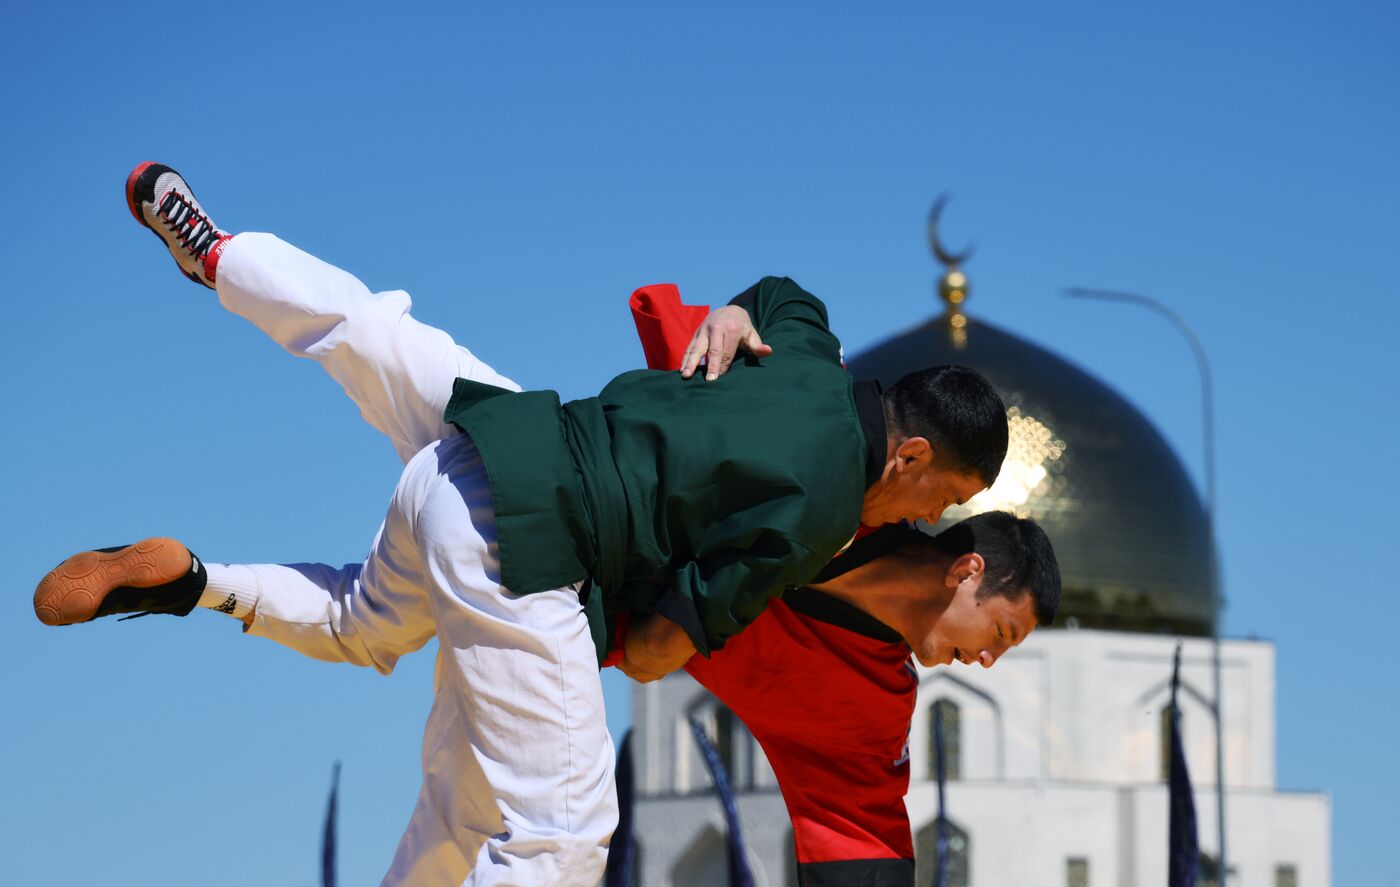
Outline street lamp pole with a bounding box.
[1064,287,1227,885]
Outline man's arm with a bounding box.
[613,526,830,678]
[661,530,827,658]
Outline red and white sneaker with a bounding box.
[125,162,231,288]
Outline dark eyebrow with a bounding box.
[1010,623,1020,643]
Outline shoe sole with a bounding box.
[125,160,159,227]
[34,538,191,626]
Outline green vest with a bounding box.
[444,277,872,663]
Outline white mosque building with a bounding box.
[626,235,1331,887]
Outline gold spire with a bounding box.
[928,194,974,349]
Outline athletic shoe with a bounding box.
[125,162,230,288]
[34,538,207,626]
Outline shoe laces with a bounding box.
[157,189,221,259]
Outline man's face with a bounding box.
[861,439,987,527]
[911,554,1038,669]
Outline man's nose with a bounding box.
[925,504,947,525]
[979,638,1016,668]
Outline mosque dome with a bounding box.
[846,215,1217,636]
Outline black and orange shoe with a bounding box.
[34,538,207,626]
[125,162,230,288]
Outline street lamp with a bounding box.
[1063,286,1227,886]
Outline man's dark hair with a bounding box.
[930,511,1061,627]
[882,365,1008,487]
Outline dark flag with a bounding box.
[688,716,757,887]
[321,761,341,887]
[1169,644,1199,887]
[605,730,638,887]
[933,703,949,887]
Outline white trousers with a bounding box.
[214,233,617,887]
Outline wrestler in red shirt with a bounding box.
[624,285,1059,886]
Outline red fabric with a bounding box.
[600,611,629,668]
[622,284,916,867]
[686,600,916,861]
[628,284,712,374]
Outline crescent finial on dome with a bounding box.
[929,194,975,348]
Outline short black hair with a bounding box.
[881,365,1008,487]
[930,511,1060,627]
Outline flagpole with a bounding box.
[1064,287,1226,884]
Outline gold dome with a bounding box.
[847,311,1217,636]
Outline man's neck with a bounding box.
[807,550,952,649]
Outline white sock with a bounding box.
[199,563,260,619]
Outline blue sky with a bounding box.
[2,1,1395,884]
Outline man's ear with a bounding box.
[893,436,932,472]
[947,552,986,588]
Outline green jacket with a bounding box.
[443,277,885,663]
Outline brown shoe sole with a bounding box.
[34,538,191,626]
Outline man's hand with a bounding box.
[618,613,698,683]
[680,305,775,381]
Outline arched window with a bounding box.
[915,817,970,887]
[928,698,962,781]
[1066,857,1089,887]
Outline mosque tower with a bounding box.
[628,202,1330,887]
